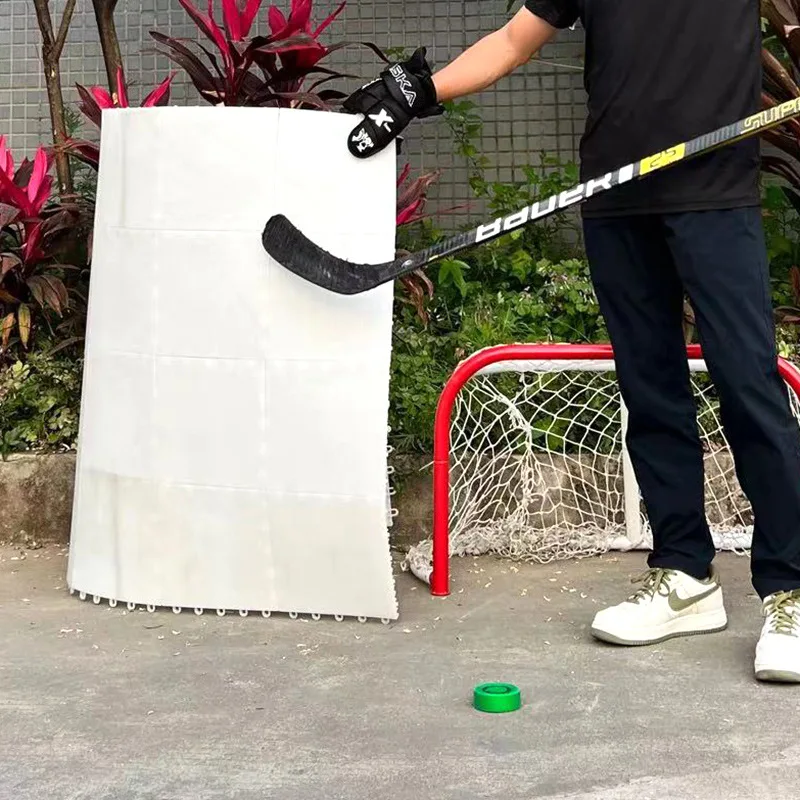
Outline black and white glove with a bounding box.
[343,47,444,159]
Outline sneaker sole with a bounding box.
[591,609,728,647]
[754,668,800,684]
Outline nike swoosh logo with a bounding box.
[668,585,719,612]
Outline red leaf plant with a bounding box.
[0,136,85,354]
[149,0,385,108]
[395,165,441,324]
[66,66,175,170]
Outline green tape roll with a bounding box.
[473,682,521,713]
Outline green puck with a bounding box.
[473,682,521,713]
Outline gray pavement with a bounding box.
[1,544,798,800]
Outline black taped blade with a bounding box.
[261,215,408,295]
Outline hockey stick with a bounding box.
[262,97,800,295]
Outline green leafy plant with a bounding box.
[389,253,607,452]
[0,351,82,457]
[390,248,606,452]
[443,98,489,186]
[395,163,468,323]
[388,134,603,452]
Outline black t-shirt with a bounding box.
[524,0,762,217]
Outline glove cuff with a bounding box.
[382,48,443,117]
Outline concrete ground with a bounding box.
[1,546,798,800]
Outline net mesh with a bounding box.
[403,358,800,584]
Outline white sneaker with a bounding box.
[590,566,727,646]
[754,589,800,683]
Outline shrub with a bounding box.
[0,351,83,457]
[389,254,607,452]
[389,152,607,453]
[0,138,89,360]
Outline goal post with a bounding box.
[412,343,800,597]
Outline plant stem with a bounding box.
[32,0,77,196]
[91,0,123,89]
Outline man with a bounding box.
[343,0,800,682]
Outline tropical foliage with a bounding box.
[148,0,384,108]
[0,138,88,357]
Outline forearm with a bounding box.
[432,9,558,102]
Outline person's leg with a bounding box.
[583,215,715,577]
[664,207,800,600]
[664,207,800,683]
[583,215,726,646]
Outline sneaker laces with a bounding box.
[764,590,800,636]
[627,568,675,604]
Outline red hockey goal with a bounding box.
[404,343,800,597]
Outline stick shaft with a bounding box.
[400,97,800,272]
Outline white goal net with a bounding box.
[404,348,800,588]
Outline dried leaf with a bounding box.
[17,302,30,347]
[52,274,69,309]
[27,274,66,315]
[0,312,14,349]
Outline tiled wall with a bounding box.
[0,0,586,221]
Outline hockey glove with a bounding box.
[343,47,444,159]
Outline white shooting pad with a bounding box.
[67,107,398,620]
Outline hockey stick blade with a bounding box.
[262,97,800,295]
[261,214,411,294]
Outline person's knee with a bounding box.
[709,354,788,425]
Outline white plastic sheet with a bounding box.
[67,107,398,620]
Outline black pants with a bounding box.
[583,207,800,598]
